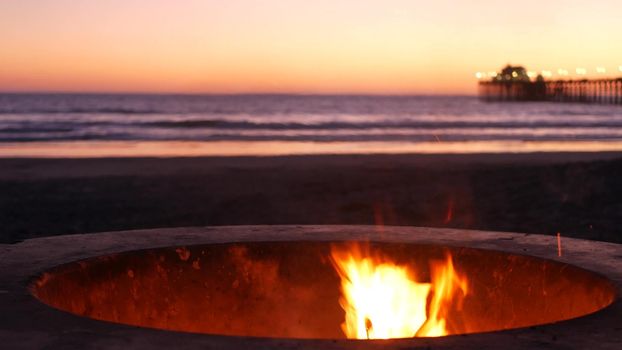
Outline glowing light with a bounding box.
[596,67,606,74]
[618,66,622,72]
[475,72,483,79]
[527,71,537,78]
[576,68,587,75]
[541,70,553,78]
[557,69,569,76]
[511,71,518,78]
[488,72,498,78]
[331,243,468,339]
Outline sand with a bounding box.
[1,152,621,244]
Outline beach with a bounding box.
[3,94,622,245]
[2,152,621,244]
[4,2,622,348]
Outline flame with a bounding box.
[444,197,454,224]
[331,244,468,339]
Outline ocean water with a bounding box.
[1,93,621,156]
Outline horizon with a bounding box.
[0,91,478,97]
[2,0,622,95]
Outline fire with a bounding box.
[331,244,468,339]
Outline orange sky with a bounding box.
[1,0,621,94]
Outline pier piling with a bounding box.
[480,78,622,105]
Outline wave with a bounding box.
[1,94,621,145]
[0,108,161,115]
[3,129,622,143]
[142,119,622,130]
[0,127,76,133]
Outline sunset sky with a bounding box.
[1,0,621,94]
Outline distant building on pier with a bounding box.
[492,65,531,83]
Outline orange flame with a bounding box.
[331,244,468,339]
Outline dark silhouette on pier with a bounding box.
[479,65,622,105]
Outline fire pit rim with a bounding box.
[1,225,621,350]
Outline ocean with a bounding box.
[1,93,622,156]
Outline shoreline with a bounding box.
[1,151,622,180]
[3,140,622,158]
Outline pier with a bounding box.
[478,65,622,105]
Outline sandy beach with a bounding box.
[1,152,621,244]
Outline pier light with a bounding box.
[618,66,622,72]
[557,69,569,76]
[596,67,606,74]
[576,68,587,75]
[475,72,484,79]
[527,71,537,78]
[542,70,553,78]
[488,71,498,78]
[511,71,518,78]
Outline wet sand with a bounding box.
[1,152,621,244]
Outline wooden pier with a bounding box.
[479,78,622,105]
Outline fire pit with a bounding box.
[1,226,621,349]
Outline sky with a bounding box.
[1,0,621,94]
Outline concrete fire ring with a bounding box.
[1,225,621,349]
